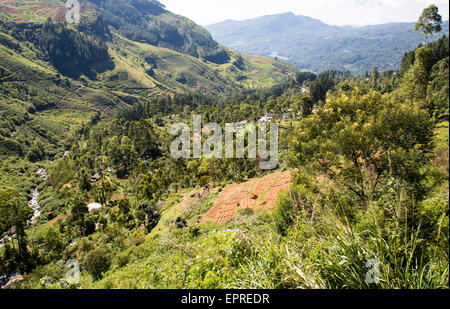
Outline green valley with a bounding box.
[0,1,448,292]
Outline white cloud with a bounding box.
[160,0,449,26]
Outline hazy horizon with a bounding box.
[160,0,450,27]
[203,10,450,27]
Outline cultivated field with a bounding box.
[201,170,291,224]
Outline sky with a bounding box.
[159,0,449,26]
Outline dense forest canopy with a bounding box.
[38,18,110,71]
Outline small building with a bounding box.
[90,173,102,183]
[258,113,274,123]
[88,203,102,213]
[201,123,217,134]
[236,120,248,128]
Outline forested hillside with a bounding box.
[0,0,298,191]
[206,12,450,74]
[89,0,231,63]
[0,2,448,290]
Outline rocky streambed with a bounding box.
[28,168,48,224]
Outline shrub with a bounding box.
[83,248,111,281]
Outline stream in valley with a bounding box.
[0,167,48,247]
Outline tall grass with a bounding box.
[315,227,448,289]
[227,208,449,289]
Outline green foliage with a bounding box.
[82,247,111,280]
[152,229,254,289]
[309,70,347,103]
[273,190,296,236]
[295,71,316,85]
[398,50,416,77]
[316,228,448,289]
[67,193,91,236]
[29,225,67,264]
[0,190,33,272]
[288,89,434,202]
[399,36,449,119]
[427,57,449,121]
[91,0,228,64]
[26,140,46,163]
[38,18,111,76]
[93,177,114,206]
[135,201,161,232]
[1,2,448,291]
[401,46,433,101]
[415,5,443,36]
[419,193,449,258]
[0,190,31,238]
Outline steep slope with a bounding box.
[0,1,298,92]
[88,0,231,63]
[0,29,118,162]
[0,0,299,194]
[0,1,298,158]
[206,12,450,74]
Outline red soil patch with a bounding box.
[200,170,291,224]
[29,5,64,11]
[28,5,87,22]
[242,53,272,65]
[29,5,66,21]
[53,10,66,22]
[0,5,20,14]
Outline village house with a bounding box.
[87,203,102,213]
[236,120,248,128]
[90,172,102,183]
[258,113,274,123]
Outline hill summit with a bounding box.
[206,12,450,74]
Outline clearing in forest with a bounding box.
[200,170,291,224]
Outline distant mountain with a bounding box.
[0,0,298,157]
[206,12,450,74]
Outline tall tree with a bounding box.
[288,89,434,203]
[371,67,380,89]
[400,46,433,102]
[415,4,443,41]
[0,190,32,264]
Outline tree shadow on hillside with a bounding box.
[56,56,115,80]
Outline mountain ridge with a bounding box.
[206,12,450,74]
[0,0,299,161]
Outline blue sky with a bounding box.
[160,0,449,26]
